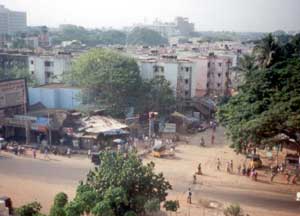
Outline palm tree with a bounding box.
[232,54,258,87]
[254,33,279,68]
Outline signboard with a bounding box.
[0,79,27,109]
[163,123,176,133]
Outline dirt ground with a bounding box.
[1,127,300,215]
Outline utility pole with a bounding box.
[48,112,52,145]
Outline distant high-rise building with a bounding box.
[0,5,27,35]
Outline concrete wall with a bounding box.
[29,87,81,109]
[28,55,72,85]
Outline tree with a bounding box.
[70,152,172,216]
[224,204,243,216]
[163,200,179,216]
[15,202,45,216]
[0,66,36,87]
[139,76,176,115]
[218,57,300,152]
[65,48,143,117]
[233,54,258,87]
[128,27,168,46]
[49,192,68,216]
[254,33,280,68]
[144,199,160,215]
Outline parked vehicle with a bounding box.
[285,154,299,171]
[0,138,7,150]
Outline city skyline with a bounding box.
[0,0,300,32]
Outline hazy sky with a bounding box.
[1,0,300,32]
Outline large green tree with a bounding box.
[65,48,142,117]
[64,152,172,216]
[127,27,168,46]
[218,35,300,152]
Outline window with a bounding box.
[181,66,184,70]
[185,91,189,96]
[219,62,222,67]
[185,67,189,72]
[217,83,221,87]
[31,71,34,75]
[190,67,192,72]
[45,71,52,78]
[208,62,210,68]
[185,79,189,84]
[154,66,158,72]
[161,67,164,72]
[44,61,54,67]
[30,60,34,64]
[218,73,221,77]
[207,82,209,88]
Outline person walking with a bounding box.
[33,148,36,159]
[211,133,215,145]
[217,158,221,171]
[226,161,231,173]
[198,163,202,175]
[67,148,71,158]
[237,164,241,175]
[193,174,197,184]
[87,149,91,158]
[200,137,205,147]
[187,188,192,204]
[44,148,50,160]
[230,160,234,173]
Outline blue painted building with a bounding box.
[28,84,82,110]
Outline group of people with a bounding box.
[217,158,258,181]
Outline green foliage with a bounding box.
[139,76,176,115]
[65,48,142,117]
[53,192,68,208]
[50,25,126,46]
[128,27,168,46]
[218,34,300,152]
[64,201,83,216]
[144,198,160,214]
[224,204,243,216]
[49,192,68,216]
[163,200,180,212]
[15,202,44,216]
[124,211,137,216]
[65,48,175,117]
[0,66,37,86]
[71,152,172,215]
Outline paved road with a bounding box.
[1,153,300,214]
[0,153,90,184]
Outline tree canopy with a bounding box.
[127,27,168,46]
[65,48,175,117]
[218,34,300,152]
[51,25,126,46]
[64,152,172,216]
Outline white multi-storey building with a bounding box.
[0,5,27,35]
[138,53,232,99]
[29,53,72,85]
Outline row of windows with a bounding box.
[208,62,223,68]
[30,60,54,67]
[207,82,222,88]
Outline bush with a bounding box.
[144,198,160,215]
[224,204,243,216]
[163,200,179,213]
[49,192,68,216]
[15,202,43,216]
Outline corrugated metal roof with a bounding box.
[81,116,128,134]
